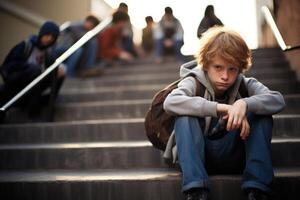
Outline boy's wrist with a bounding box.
[217,103,230,116]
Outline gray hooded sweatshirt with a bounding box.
[162,60,286,162]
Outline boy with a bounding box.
[0,21,65,117]
[142,16,155,54]
[163,27,285,200]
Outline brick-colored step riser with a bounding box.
[0,142,299,170]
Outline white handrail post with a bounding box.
[261,6,289,51]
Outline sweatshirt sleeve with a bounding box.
[100,28,121,59]
[242,78,286,115]
[1,41,27,75]
[163,77,218,117]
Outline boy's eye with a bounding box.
[214,65,222,70]
[229,67,239,73]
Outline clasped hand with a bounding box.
[217,99,249,140]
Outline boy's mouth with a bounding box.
[216,83,230,88]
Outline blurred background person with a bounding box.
[0,21,65,118]
[117,2,138,57]
[142,16,155,56]
[197,5,223,38]
[55,14,102,77]
[97,10,134,65]
[154,7,185,63]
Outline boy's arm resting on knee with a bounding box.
[241,78,286,115]
[163,77,218,117]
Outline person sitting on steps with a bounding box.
[97,11,134,65]
[163,27,285,200]
[0,21,65,118]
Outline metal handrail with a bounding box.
[0,17,112,112]
[261,6,300,52]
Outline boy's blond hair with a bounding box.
[196,26,252,73]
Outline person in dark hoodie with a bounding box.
[163,27,285,200]
[197,5,223,38]
[0,21,65,117]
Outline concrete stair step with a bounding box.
[1,115,299,144]
[0,138,299,170]
[53,94,300,121]
[0,168,298,200]
[101,62,291,77]
[58,75,298,103]
[252,47,286,57]
[4,93,300,123]
[62,73,297,88]
[0,115,300,144]
[60,80,300,97]
[59,79,299,103]
[66,68,294,83]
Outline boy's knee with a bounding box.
[247,114,273,140]
[176,116,194,124]
[247,114,273,125]
[247,113,273,125]
[175,116,204,128]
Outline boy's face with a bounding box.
[40,34,56,47]
[205,55,240,96]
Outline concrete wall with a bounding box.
[275,0,300,78]
[260,0,300,79]
[0,0,91,63]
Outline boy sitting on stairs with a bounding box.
[163,27,286,200]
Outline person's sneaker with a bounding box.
[184,188,209,200]
[246,188,269,200]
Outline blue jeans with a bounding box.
[174,114,273,193]
[155,38,184,62]
[54,38,98,77]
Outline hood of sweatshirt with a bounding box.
[179,60,244,104]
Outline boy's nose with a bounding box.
[221,70,229,81]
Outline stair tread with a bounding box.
[1,138,300,150]
[0,167,299,182]
[1,114,300,127]
[54,94,300,107]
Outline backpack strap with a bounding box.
[238,79,249,98]
[187,73,205,97]
[194,78,205,97]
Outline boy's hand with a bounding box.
[216,103,231,116]
[226,99,247,131]
[240,117,250,140]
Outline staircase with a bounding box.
[0,48,299,200]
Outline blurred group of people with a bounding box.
[0,2,222,119]
[141,5,223,64]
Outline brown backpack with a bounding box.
[144,75,204,151]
